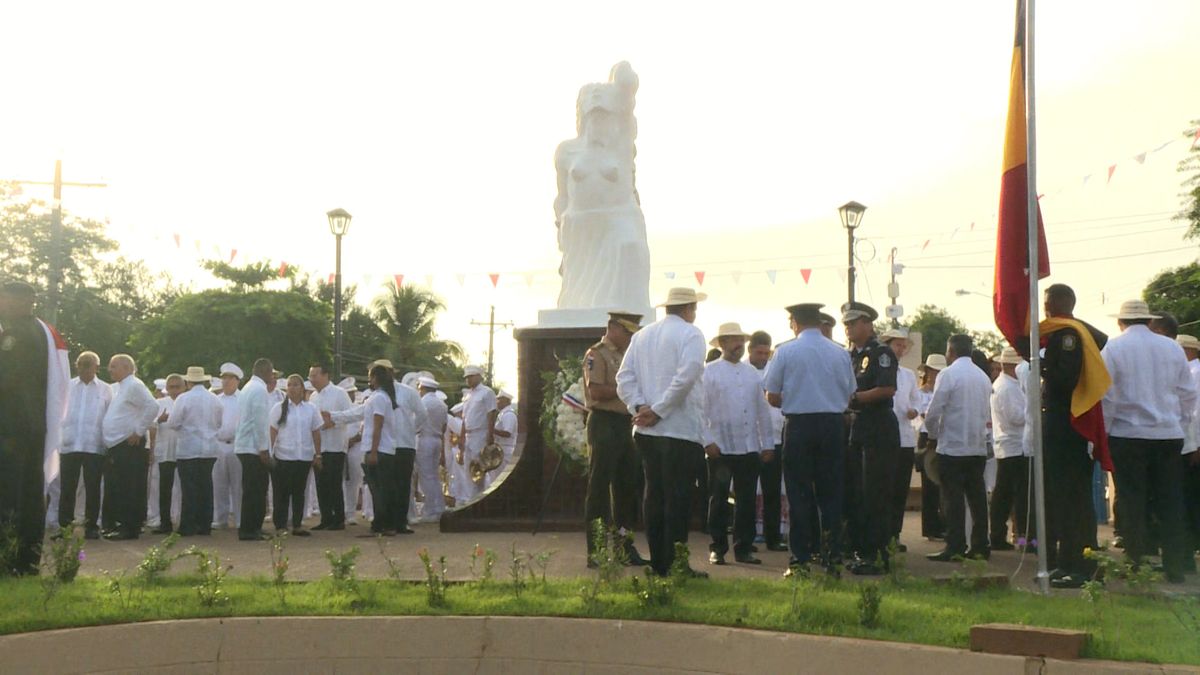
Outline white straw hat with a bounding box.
[656,287,707,307]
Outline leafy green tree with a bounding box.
[370,282,465,381]
[200,259,290,290]
[1178,120,1200,240]
[129,289,331,378]
[1143,262,1200,327]
[905,305,968,360]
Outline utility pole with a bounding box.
[886,247,904,328]
[469,305,513,386]
[9,160,107,324]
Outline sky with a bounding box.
[2,0,1198,394]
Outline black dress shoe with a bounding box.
[734,554,763,565]
[238,532,268,541]
[312,523,329,531]
[152,526,173,535]
[1048,568,1069,581]
[965,548,991,561]
[925,549,962,562]
[895,543,908,553]
[684,566,710,579]
[990,541,1015,551]
[766,542,789,552]
[84,527,100,540]
[625,550,650,567]
[104,530,139,541]
[396,528,415,535]
[291,529,311,537]
[327,524,345,531]
[708,551,727,565]
[850,561,885,576]
[1050,573,1088,589]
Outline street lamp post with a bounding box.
[838,201,867,305]
[326,208,352,380]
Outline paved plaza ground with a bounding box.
[70,511,1200,594]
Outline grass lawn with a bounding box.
[2,570,1198,665]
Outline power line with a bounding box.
[907,245,1193,270]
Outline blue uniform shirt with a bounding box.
[764,329,857,414]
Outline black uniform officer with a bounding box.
[1020,283,1107,589]
[842,302,900,575]
[0,281,50,575]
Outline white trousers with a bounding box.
[212,443,241,528]
[146,461,181,527]
[344,444,372,520]
[416,437,446,519]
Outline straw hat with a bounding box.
[994,347,1023,365]
[368,359,395,372]
[464,365,484,377]
[1112,300,1158,321]
[183,366,210,383]
[656,287,707,307]
[709,321,751,347]
[1176,334,1200,351]
[219,362,244,380]
[880,327,909,343]
[923,354,948,370]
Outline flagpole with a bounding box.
[1024,0,1050,595]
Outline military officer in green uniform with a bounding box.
[842,302,900,575]
[583,311,648,566]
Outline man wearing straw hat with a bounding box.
[701,321,775,566]
[212,362,243,530]
[989,347,1032,552]
[880,328,920,551]
[164,366,223,536]
[583,311,647,566]
[457,365,495,503]
[416,376,448,522]
[765,303,857,573]
[617,287,709,578]
[1101,300,1197,583]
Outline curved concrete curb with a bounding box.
[0,616,1194,674]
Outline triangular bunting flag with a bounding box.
[1107,164,1117,183]
[765,270,777,285]
[694,271,705,286]
[488,273,500,288]
[278,262,289,278]
[1192,129,1200,149]
[921,239,931,251]
[800,268,812,284]
[730,271,742,285]
[1134,152,1146,164]
[950,226,961,239]
[173,233,181,248]
[455,273,466,286]
[969,221,976,231]
[229,249,237,263]
[1083,174,1092,186]
[664,271,676,280]
[394,274,404,288]
[327,273,335,285]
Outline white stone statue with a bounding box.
[540,61,653,327]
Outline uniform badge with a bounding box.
[1062,335,1077,351]
[879,353,891,368]
[0,335,13,352]
[861,356,870,370]
[586,355,595,370]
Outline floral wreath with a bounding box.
[539,356,589,473]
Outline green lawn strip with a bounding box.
[1,576,1196,665]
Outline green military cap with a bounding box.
[840,301,878,323]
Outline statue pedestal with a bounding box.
[440,325,605,532]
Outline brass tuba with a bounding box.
[471,443,505,483]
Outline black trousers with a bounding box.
[315,452,347,527]
[1185,456,1200,558]
[637,434,701,575]
[990,455,1033,546]
[108,441,147,537]
[1043,412,1096,574]
[938,454,989,555]
[177,458,215,535]
[58,452,104,530]
[759,443,783,546]
[157,461,177,530]
[584,410,640,553]
[782,413,845,564]
[1109,437,1188,578]
[271,459,312,530]
[916,432,944,539]
[364,450,412,532]
[101,456,117,531]
[392,448,416,531]
[889,447,915,543]
[238,453,271,536]
[706,452,760,557]
[0,433,46,575]
[847,412,900,563]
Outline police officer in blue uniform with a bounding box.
[842,302,900,575]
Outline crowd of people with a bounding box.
[584,284,1199,585]
[3,278,1199,589]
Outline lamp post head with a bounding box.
[838,201,867,231]
[326,208,352,236]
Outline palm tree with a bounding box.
[370,282,466,380]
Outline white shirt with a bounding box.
[916,388,934,434]
[311,384,353,454]
[616,314,707,444]
[420,392,449,442]
[892,367,920,448]
[216,390,239,446]
[462,384,496,432]
[702,358,774,455]
[925,357,994,457]
[1101,324,1197,441]
[60,376,113,455]
[234,376,271,455]
[359,390,397,455]
[991,372,1027,458]
[166,385,222,460]
[763,328,857,415]
[269,398,323,461]
[152,397,177,462]
[757,366,785,446]
[1184,359,1200,454]
[330,383,427,450]
[101,375,160,449]
[495,405,518,454]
